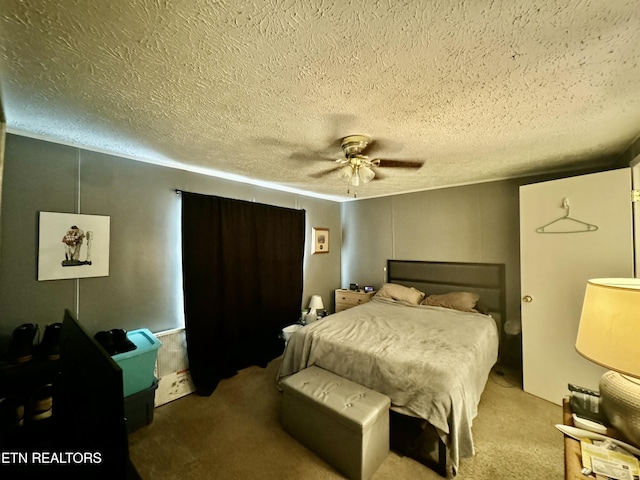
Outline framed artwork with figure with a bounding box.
[38,212,110,281]
[312,227,329,254]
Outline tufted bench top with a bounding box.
[280,366,390,432]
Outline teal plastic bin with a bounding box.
[112,329,162,397]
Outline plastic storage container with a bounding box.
[124,378,158,433]
[112,329,162,397]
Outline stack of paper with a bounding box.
[581,440,640,480]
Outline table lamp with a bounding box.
[305,295,324,324]
[575,278,640,447]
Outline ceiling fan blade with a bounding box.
[324,137,344,154]
[309,167,342,179]
[289,135,346,163]
[372,169,386,180]
[376,159,424,169]
[363,140,383,157]
[290,151,335,162]
[366,158,381,167]
[362,137,403,156]
[257,136,307,149]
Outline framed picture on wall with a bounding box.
[312,227,329,254]
[38,212,111,281]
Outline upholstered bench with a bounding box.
[280,366,390,480]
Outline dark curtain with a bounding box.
[181,192,305,396]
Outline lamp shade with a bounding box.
[575,278,640,379]
[308,295,324,311]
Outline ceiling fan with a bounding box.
[311,135,424,197]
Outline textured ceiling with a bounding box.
[1,1,640,201]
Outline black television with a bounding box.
[0,310,139,479]
[55,309,137,479]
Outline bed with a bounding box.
[277,260,506,476]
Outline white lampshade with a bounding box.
[308,295,324,312]
[575,278,640,447]
[576,278,640,379]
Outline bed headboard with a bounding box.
[387,260,506,326]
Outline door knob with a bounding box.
[522,295,533,303]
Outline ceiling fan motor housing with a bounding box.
[341,135,370,157]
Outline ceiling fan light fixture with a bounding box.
[359,165,376,184]
[350,168,361,186]
[314,134,423,196]
[338,165,354,182]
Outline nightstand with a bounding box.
[335,289,376,313]
[563,398,589,480]
[562,397,628,480]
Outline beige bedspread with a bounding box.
[277,297,499,471]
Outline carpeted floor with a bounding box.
[128,357,564,479]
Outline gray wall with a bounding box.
[340,160,631,330]
[341,180,522,323]
[2,130,634,351]
[0,134,341,341]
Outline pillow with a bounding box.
[421,292,480,312]
[375,283,426,305]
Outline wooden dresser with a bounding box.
[335,289,376,313]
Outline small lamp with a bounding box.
[575,278,640,446]
[305,295,324,324]
[308,295,324,315]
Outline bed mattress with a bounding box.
[277,297,499,470]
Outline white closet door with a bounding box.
[519,169,633,405]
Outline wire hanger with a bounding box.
[536,197,598,234]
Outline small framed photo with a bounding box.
[312,227,329,254]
